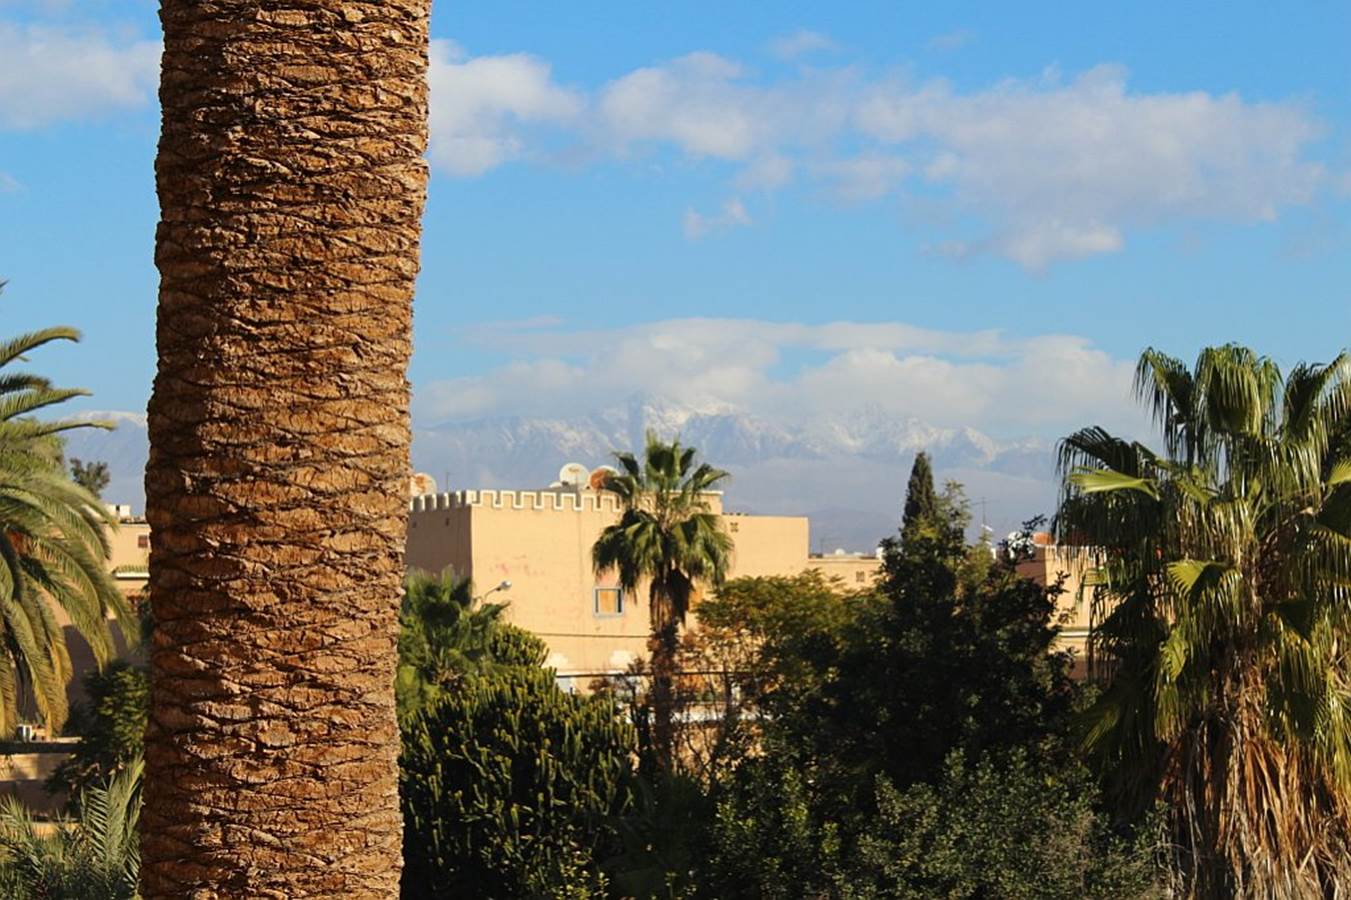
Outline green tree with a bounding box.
[901,450,939,543]
[1058,346,1351,895]
[0,287,135,733]
[396,569,512,725]
[0,756,142,900]
[49,661,148,802]
[69,459,111,500]
[593,433,733,772]
[400,663,635,898]
[844,751,1158,900]
[778,498,1075,817]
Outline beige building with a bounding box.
[1015,532,1102,674]
[407,484,882,681]
[51,509,150,715]
[105,507,151,598]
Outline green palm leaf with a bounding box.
[0,284,132,734]
[1059,343,1351,895]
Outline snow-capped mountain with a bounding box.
[64,396,1061,553]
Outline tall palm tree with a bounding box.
[593,433,733,772]
[142,2,431,896]
[0,290,133,734]
[1057,345,1351,897]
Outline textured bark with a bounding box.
[143,2,429,896]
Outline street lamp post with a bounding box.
[473,580,512,607]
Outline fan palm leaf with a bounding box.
[1058,344,1351,897]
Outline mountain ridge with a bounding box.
[64,397,1060,552]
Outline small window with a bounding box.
[594,587,623,616]
[137,535,150,550]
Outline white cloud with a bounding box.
[3,20,1331,269]
[735,153,795,191]
[768,29,838,61]
[427,39,582,176]
[415,317,1140,437]
[0,22,159,129]
[855,65,1325,268]
[683,197,751,239]
[600,52,765,160]
[441,47,1331,267]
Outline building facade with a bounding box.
[1014,532,1102,674]
[406,485,882,680]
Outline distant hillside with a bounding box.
[64,397,1060,552]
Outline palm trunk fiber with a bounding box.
[142,2,430,896]
[648,621,679,774]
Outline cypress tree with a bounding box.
[901,451,939,542]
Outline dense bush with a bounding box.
[701,759,843,899]
[400,665,635,898]
[50,661,149,802]
[846,751,1158,899]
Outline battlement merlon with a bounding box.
[409,489,623,514]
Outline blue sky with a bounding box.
[1,1,1349,440]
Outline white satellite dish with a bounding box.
[558,462,589,487]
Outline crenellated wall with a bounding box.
[405,487,870,678]
[410,489,622,514]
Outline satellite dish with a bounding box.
[588,465,619,491]
[558,463,589,487]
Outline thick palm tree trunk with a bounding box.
[143,2,430,896]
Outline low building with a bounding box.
[406,480,882,681]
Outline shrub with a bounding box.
[700,759,843,900]
[844,750,1161,899]
[50,662,148,802]
[400,665,636,898]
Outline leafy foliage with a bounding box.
[701,759,843,899]
[761,496,1076,819]
[49,661,148,802]
[395,569,522,725]
[1058,346,1351,895]
[845,751,1158,900]
[680,469,1160,898]
[68,459,110,500]
[400,666,635,899]
[0,756,142,899]
[397,570,635,897]
[0,289,135,732]
[593,432,733,771]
